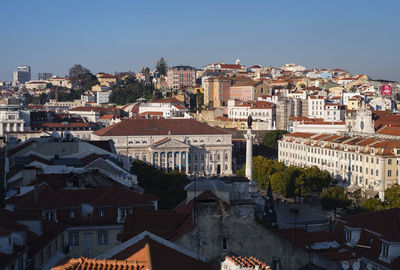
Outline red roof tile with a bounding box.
[93,119,228,137]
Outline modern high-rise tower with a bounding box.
[38,72,53,80]
[13,65,31,84]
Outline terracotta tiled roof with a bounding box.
[52,258,144,270]
[285,132,316,139]
[173,104,188,110]
[339,208,400,237]
[377,125,400,136]
[225,255,271,270]
[93,119,228,137]
[31,122,90,128]
[6,184,158,212]
[231,80,261,87]
[100,114,117,120]
[8,140,37,156]
[151,97,182,104]
[69,106,110,112]
[219,63,242,69]
[119,211,193,242]
[139,111,164,116]
[98,73,116,78]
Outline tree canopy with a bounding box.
[237,156,332,198]
[155,57,168,76]
[109,76,155,105]
[68,64,99,89]
[130,160,189,210]
[320,186,352,211]
[360,184,400,211]
[262,130,288,154]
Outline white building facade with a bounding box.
[92,119,233,177]
[278,132,400,198]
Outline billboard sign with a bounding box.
[382,85,392,96]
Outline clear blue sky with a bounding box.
[1,0,399,81]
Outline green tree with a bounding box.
[237,156,331,197]
[360,198,384,211]
[384,184,400,208]
[155,57,168,76]
[262,130,288,153]
[131,160,189,210]
[68,64,99,89]
[320,186,351,211]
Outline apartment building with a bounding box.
[278,132,400,198]
[203,76,231,108]
[308,96,325,118]
[167,66,196,90]
[227,100,276,130]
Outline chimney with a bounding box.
[34,186,39,204]
[23,166,38,186]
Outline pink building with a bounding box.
[167,66,196,90]
[229,80,261,101]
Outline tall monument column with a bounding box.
[245,115,257,194]
[245,128,254,180]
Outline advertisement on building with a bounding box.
[382,85,392,96]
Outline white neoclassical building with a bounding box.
[278,131,400,199]
[91,118,233,177]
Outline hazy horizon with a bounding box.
[1,0,399,81]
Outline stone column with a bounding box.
[245,128,257,194]
[244,128,254,180]
[185,151,189,174]
[228,149,232,175]
[165,152,168,171]
[178,152,182,171]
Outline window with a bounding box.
[98,209,105,218]
[119,208,131,220]
[388,159,392,165]
[344,228,351,243]
[44,211,56,221]
[68,231,79,246]
[388,170,392,177]
[97,231,108,245]
[381,242,389,258]
[376,170,379,176]
[69,210,76,218]
[222,238,228,251]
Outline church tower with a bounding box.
[350,101,375,134]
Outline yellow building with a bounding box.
[193,86,204,94]
[97,73,117,85]
[348,98,361,110]
[329,86,344,97]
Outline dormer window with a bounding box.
[381,242,389,258]
[118,207,132,222]
[69,210,76,218]
[44,211,56,221]
[344,228,352,244]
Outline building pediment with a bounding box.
[151,137,189,149]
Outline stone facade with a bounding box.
[174,201,339,270]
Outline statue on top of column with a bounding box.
[247,115,253,129]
